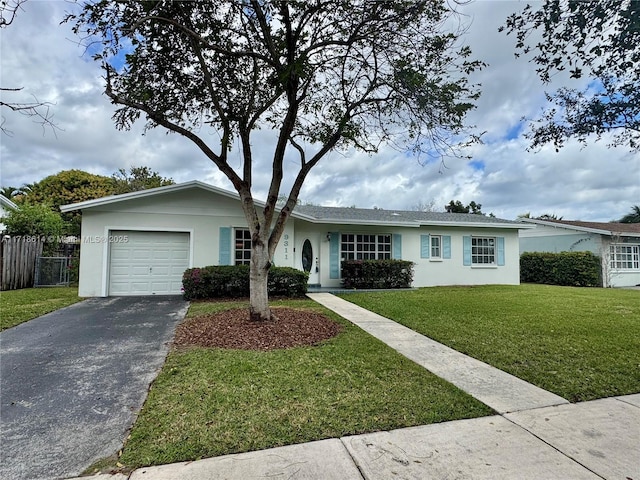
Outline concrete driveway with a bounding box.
[0,296,188,480]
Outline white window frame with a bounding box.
[609,244,640,270]
[471,236,496,265]
[430,235,442,259]
[234,228,252,265]
[341,233,392,261]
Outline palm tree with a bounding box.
[619,205,640,223]
[0,186,19,198]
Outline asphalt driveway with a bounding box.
[0,296,189,480]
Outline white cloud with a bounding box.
[0,1,637,222]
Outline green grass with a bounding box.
[339,284,640,402]
[119,298,492,468]
[0,287,82,331]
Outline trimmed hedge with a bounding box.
[520,251,602,287]
[342,259,414,289]
[182,265,308,300]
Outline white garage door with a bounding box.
[108,231,190,296]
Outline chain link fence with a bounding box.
[35,257,71,287]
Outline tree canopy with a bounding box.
[1,203,65,238]
[445,200,484,215]
[501,0,640,151]
[15,169,116,234]
[111,166,174,194]
[618,205,640,223]
[69,0,485,320]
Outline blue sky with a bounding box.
[1,1,638,221]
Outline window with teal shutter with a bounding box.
[329,232,340,279]
[420,235,430,258]
[219,227,231,265]
[443,235,451,259]
[392,234,402,259]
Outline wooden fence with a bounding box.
[0,236,44,290]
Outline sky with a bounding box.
[1,1,638,222]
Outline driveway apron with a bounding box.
[0,296,188,480]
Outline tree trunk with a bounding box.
[249,239,272,322]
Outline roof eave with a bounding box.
[295,217,421,228]
[60,180,258,212]
[519,219,639,236]
[417,220,529,229]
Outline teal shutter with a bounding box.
[443,235,451,259]
[463,236,472,266]
[497,236,505,266]
[420,235,430,258]
[329,232,340,279]
[219,227,232,265]
[392,234,402,259]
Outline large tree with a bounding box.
[0,0,57,135]
[501,0,640,151]
[69,0,484,321]
[17,170,117,234]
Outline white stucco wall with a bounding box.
[75,187,524,296]
[77,189,272,296]
[290,221,522,288]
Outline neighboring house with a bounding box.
[61,181,530,297]
[519,218,640,287]
[0,194,18,233]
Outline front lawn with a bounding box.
[0,287,82,331]
[340,284,640,402]
[118,298,492,469]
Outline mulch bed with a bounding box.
[174,307,343,351]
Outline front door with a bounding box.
[302,238,320,285]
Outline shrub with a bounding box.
[182,265,308,300]
[341,259,414,289]
[520,251,602,287]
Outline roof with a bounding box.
[0,194,18,211]
[61,180,527,229]
[519,218,640,236]
[294,204,526,229]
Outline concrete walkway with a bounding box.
[308,292,568,414]
[66,294,640,480]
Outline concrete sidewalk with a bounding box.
[66,294,639,480]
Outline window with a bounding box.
[610,244,640,270]
[471,237,495,265]
[430,235,441,259]
[234,229,251,265]
[341,234,391,260]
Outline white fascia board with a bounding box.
[291,217,420,228]
[416,220,530,229]
[0,195,18,210]
[519,219,637,237]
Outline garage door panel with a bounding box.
[131,265,152,276]
[170,265,187,275]
[151,266,170,276]
[109,231,189,296]
[171,250,189,261]
[131,249,153,260]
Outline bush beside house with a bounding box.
[182,265,308,300]
[341,259,414,289]
[520,251,602,287]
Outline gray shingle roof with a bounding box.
[293,204,522,227]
